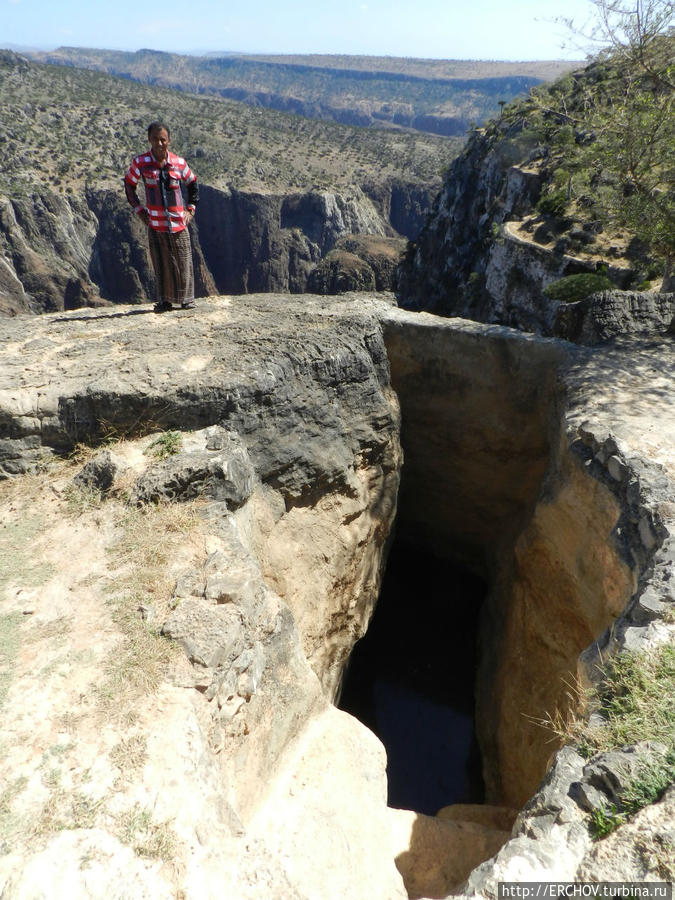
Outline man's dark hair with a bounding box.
[147,122,170,138]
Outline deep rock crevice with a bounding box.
[1,295,674,897]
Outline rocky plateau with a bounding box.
[1,290,674,898]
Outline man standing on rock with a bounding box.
[124,122,199,312]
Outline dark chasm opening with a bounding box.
[338,538,488,816]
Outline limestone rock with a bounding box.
[0,829,176,899]
[307,250,377,294]
[436,803,519,833]
[570,743,671,815]
[553,290,675,345]
[248,708,408,900]
[132,430,255,508]
[390,807,510,898]
[576,785,675,882]
[72,449,118,494]
[3,294,675,899]
[307,235,407,294]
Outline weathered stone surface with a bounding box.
[436,803,519,833]
[2,293,675,898]
[379,304,675,814]
[248,708,408,900]
[463,748,592,894]
[390,807,510,898]
[307,235,407,294]
[0,829,177,899]
[132,429,255,508]
[307,250,377,294]
[0,295,400,490]
[553,290,675,345]
[72,449,118,494]
[570,743,670,814]
[575,785,675,882]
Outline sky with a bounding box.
[1,0,596,61]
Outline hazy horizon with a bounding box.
[1,0,595,62]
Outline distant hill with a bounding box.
[0,50,454,196]
[28,47,578,137]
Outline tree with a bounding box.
[559,1,675,288]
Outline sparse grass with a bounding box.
[0,775,28,843]
[63,482,104,515]
[117,803,178,862]
[0,514,56,595]
[587,749,675,840]
[544,640,675,840]
[621,749,675,816]
[97,499,203,718]
[145,431,183,460]
[0,612,23,709]
[110,734,148,781]
[591,643,675,753]
[546,642,675,757]
[30,787,106,842]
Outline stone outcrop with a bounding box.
[552,289,675,345]
[1,294,674,897]
[0,191,103,315]
[307,235,407,294]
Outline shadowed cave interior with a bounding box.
[338,538,488,816]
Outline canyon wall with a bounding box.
[0,179,433,316]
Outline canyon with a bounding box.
[1,292,673,897]
[0,180,431,316]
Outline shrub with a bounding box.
[543,273,614,303]
[537,190,569,217]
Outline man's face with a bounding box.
[149,128,170,161]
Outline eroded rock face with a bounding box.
[552,290,675,345]
[0,177,431,315]
[395,123,672,336]
[379,305,675,815]
[0,293,406,898]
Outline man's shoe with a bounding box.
[153,301,173,313]
[181,299,196,309]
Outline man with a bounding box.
[124,122,199,312]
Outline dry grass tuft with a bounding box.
[96,498,204,719]
[116,803,178,862]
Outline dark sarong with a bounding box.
[147,228,194,304]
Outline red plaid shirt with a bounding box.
[124,150,198,233]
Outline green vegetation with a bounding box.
[587,642,675,753]
[144,431,183,460]
[588,748,675,839]
[588,803,626,839]
[116,802,177,861]
[489,1,674,284]
[543,272,615,302]
[0,50,456,199]
[552,640,675,839]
